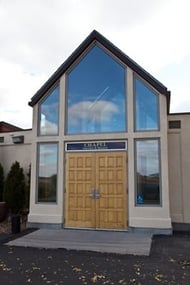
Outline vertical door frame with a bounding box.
[64,141,128,230]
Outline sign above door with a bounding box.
[66,141,127,152]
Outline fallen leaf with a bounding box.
[0,261,12,272]
[73,267,82,273]
[79,275,86,280]
[180,260,190,267]
[118,279,125,284]
[154,273,164,282]
[91,274,105,283]
[91,275,98,283]
[169,257,176,263]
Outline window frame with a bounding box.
[134,138,162,207]
[36,142,59,204]
[65,43,127,135]
[134,75,160,132]
[38,84,60,137]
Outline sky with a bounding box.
[0,0,190,129]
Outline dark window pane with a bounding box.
[37,144,58,203]
[168,120,181,129]
[135,140,160,205]
[135,78,159,131]
[39,86,59,135]
[66,44,126,134]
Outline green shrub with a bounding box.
[4,161,25,214]
[0,163,4,202]
[24,164,31,209]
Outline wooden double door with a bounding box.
[65,151,127,229]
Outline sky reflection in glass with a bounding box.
[39,86,59,135]
[136,140,160,176]
[37,143,58,203]
[136,139,160,205]
[66,45,126,134]
[135,78,159,131]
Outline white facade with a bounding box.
[1,31,190,233]
[27,71,171,231]
[0,130,32,176]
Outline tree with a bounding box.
[0,163,4,202]
[4,161,25,214]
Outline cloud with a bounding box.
[68,100,119,126]
[0,0,178,75]
[120,0,190,73]
[0,59,46,128]
[39,148,56,157]
[0,0,190,128]
[40,119,58,135]
[137,140,159,175]
[154,54,190,112]
[170,87,190,113]
[41,103,58,119]
[39,143,57,176]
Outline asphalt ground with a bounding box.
[0,231,190,285]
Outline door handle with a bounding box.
[94,189,100,199]
[88,189,101,199]
[88,189,96,199]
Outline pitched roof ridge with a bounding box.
[29,30,170,108]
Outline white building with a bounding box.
[1,31,190,233]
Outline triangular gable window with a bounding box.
[134,77,159,131]
[66,44,126,134]
[38,86,59,136]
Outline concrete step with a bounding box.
[6,229,152,256]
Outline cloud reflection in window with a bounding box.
[66,44,126,134]
[68,100,119,133]
[37,143,58,203]
[39,86,59,136]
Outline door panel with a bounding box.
[65,152,127,229]
[65,153,96,228]
[96,152,127,229]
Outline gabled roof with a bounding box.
[0,121,23,133]
[29,30,170,111]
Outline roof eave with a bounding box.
[29,30,99,107]
[29,30,170,107]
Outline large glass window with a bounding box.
[37,143,58,203]
[39,86,59,135]
[135,78,159,131]
[135,139,160,205]
[66,44,126,134]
